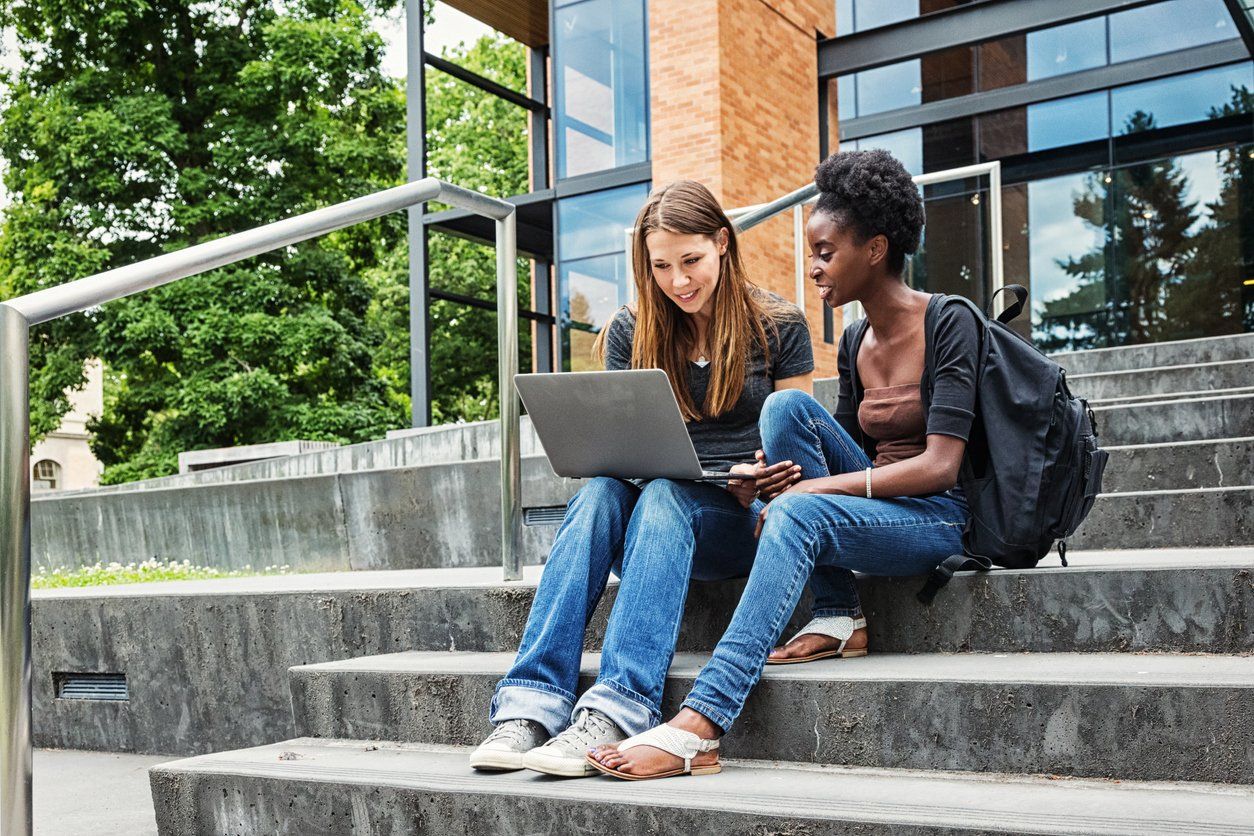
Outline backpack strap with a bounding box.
[916,553,994,605]
[988,284,1028,324]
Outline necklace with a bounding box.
[694,355,709,368]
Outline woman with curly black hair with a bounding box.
[587,149,980,781]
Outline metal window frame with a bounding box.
[820,0,1165,78]
[839,40,1250,141]
[720,162,1005,334]
[0,177,524,836]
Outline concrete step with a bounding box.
[1069,358,1253,401]
[1052,332,1254,375]
[1070,485,1254,549]
[32,549,1254,757]
[149,738,1254,835]
[1068,358,1254,401]
[1103,437,1254,492]
[1091,385,1254,407]
[289,650,1254,784]
[1095,392,1254,445]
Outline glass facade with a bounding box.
[557,183,651,370]
[1020,145,1253,351]
[836,0,1253,350]
[835,0,971,38]
[838,0,1238,118]
[553,0,650,179]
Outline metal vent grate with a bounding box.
[55,672,128,701]
[523,505,568,526]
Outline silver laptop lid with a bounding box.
[514,369,707,480]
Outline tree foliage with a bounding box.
[1035,93,1253,352]
[0,0,531,481]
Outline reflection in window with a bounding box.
[853,60,922,117]
[851,128,923,176]
[836,0,975,37]
[1027,17,1107,81]
[1027,92,1110,152]
[33,459,60,491]
[554,0,649,179]
[1109,0,1236,65]
[1112,62,1254,135]
[1028,145,1252,351]
[910,187,989,308]
[558,184,650,370]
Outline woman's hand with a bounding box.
[753,449,801,501]
[725,454,800,509]
[725,463,760,508]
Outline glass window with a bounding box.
[554,0,649,180]
[32,459,60,491]
[852,128,923,176]
[836,0,972,36]
[1027,17,1107,81]
[1028,92,1110,152]
[1110,0,1237,65]
[846,0,918,34]
[1112,62,1254,135]
[558,183,650,370]
[921,46,975,102]
[836,73,857,122]
[922,117,977,173]
[1026,144,1252,351]
[978,35,1027,91]
[854,59,922,117]
[558,186,649,261]
[1026,171,1112,351]
[836,0,855,37]
[910,188,989,306]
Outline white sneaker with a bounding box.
[469,719,550,771]
[522,708,626,777]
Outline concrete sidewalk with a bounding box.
[35,748,168,835]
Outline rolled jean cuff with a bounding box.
[574,680,661,738]
[490,680,575,738]
[811,606,864,620]
[679,696,735,734]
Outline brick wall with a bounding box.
[648,0,841,378]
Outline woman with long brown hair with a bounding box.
[469,179,814,777]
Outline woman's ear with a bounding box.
[867,234,889,267]
[716,227,729,256]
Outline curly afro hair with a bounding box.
[813,149,924,276]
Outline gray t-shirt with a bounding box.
[602,294,815,472]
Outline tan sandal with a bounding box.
[766,616,868,665]
[586,724,721,780]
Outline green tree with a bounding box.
[1,0,532,480]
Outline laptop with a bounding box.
[514,369,754,481]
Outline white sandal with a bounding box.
[586,724,721,780]
[766,615,868,665]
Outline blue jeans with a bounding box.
[491,476,759,738]
[681,389,969,731]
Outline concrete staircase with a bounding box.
[149,333,1254,834]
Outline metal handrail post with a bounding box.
[497,212,523,581]
[0,176,524,833]
[0,303,32,836]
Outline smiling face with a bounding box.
[645,228,728,317]
[806,211,890,308]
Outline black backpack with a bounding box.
[915,286,1109,604]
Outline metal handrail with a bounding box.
[723,161,1005,321]
[0,176,523,834]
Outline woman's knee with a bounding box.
[761,389,821,437]
[570,476,636,513]
[761,493,828,539]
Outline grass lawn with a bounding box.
[33,559,296,589]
